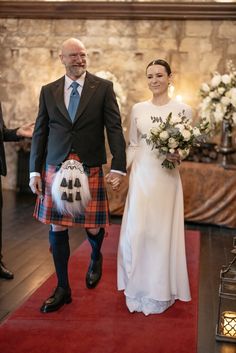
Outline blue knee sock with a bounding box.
[49,229,70,289]
[86,228,105,261]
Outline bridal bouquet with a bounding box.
[145,111,209,169]
[199,60,236,131]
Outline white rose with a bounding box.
[168,137,178,149]
[229,88,236,108]
[205,96,211,103]
[182,129,191,141]
[232,112,236,125]
[175,123,185,132]
[178,148,190,159]
[221,74,231,85]
[218,87,225,95]
[213,106,224,123]
[159,131,169,140]
[169,148,175,154]
[193,127,201,137]
[231,87,236,99]
[209,91,219,99]
[211,75,221,87]
[201,83,210,92]
[221,96,231,106]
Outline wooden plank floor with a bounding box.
[0,190,236,353]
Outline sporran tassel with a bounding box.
[67,193,73,202]
[61,191,68,201]
[60,178,67,187]
[75,191,81,201]
[74,178,81,187]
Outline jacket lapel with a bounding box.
[73,72,100,122]
[53,76,71,122]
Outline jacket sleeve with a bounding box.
[0,103,20,142]
[103,82,127,173]
[29,87,49,173]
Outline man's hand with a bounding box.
[29,176,42,197]
[17,122,35,138]
[105,172,124,191]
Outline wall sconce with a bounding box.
[11,48,19,58]
[134,52,144,61]
[216,237,236,343]
[91,50,102,60]
[50,49,58,59]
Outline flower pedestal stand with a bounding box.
[218,119,236,168]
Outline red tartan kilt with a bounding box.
[33,154,110,227]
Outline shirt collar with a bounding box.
[65,72,86,90]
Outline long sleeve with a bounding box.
[126,106,139,169]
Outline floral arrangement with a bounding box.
[145,111,209,169]
[95,70,126,109]
[199,60,236,132]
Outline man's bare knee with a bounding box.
[51,224,67,232]
[86,227,100,236]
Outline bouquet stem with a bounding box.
[161,159,176,169]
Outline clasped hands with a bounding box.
[105,172,123,191]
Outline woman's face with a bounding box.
[146,64,171,96]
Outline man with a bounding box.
[0,103,34,279]
[29,38,126,313]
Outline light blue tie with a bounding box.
[68,81,80,121]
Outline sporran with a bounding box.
[51,159,91,217]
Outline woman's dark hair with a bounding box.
[146,59,171,76]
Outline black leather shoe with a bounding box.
[40,286,72,313]
[86,253,103,289]
[0,262,14,280]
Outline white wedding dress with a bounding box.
[117,99,192,315]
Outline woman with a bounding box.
[117,59,191,315]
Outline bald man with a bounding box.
[29,38,126,313]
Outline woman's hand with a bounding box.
[105,172,124,191]
[166,151,181,164]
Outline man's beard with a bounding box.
[69,65,86,78]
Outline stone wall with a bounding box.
[0,12,235,189]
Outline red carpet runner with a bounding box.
[0,225,200,353]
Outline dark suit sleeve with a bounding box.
[29,88,49,173]
[103,82,126,173]
[0,103,20,142]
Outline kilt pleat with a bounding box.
[33,154,110,227]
